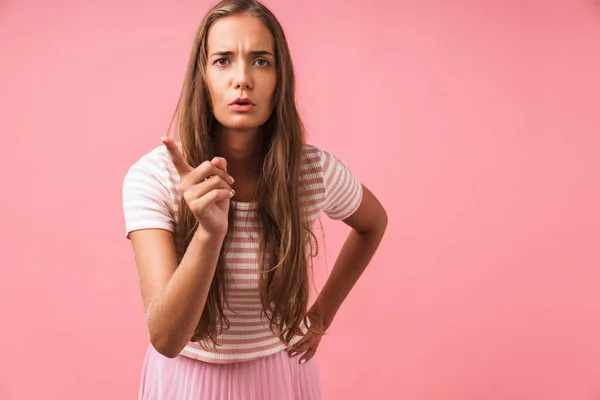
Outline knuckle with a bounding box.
[213,175,227,187]
[200,160,212,170]
[208,190,219,202]
[190,198,204,213]
[182,190,193,203]
[203,175,217,189]
[211,189,223,200]
[189,203,200,216]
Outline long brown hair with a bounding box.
[168,0,316,349]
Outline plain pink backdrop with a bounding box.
[1,0,599,399]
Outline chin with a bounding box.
[217,116,270,131]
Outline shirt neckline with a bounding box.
[231,200,258,210]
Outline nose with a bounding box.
[233,63,252,90]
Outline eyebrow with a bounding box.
[210,50,275,58]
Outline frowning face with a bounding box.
[205,14,277,133]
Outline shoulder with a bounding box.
[127,144,176,174]
[299,144,327,181]
[301,143,334,168]
[301,143,350,173]
[122,144,179,238]
[300,143,357,180]
[122,143,180,199]
[123,143,181,188]
[301,143,322,162]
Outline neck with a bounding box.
[213,124,265,200]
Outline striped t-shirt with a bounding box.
[122,143,363,364]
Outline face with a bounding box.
[205,15,277,133]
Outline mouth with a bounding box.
[229,98,255,111]
[230,97,255,106]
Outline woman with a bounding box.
[122,0,388,398]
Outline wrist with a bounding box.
[193,227,226,245]
[309,302,334,330]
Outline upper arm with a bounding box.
[129,229,179,315]
[122,155,178,317]
[342,184,388,234]
[316,148,387,234]
[320,149,363,220]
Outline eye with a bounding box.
[255,59,270,67]
[214,58,229,66]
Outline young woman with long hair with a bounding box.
[122,0,387,398]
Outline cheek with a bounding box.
[206,86,224,115]
[204,72,221,104]
[205,85,214,109]
[203,77,213,105]
[265,76,277,106]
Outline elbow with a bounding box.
[150,334,184,359]
[380,207,388,232]
[373,207,388,238]
[148,326,186,359]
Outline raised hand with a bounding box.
[162,136,235,238]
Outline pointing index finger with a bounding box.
[161,136,192,177]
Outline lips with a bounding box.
[229,100,255,112]
[230,97,255,106]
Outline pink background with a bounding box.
[1,0,599,399]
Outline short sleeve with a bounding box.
[122,156,176,239]
[320,150,363,220]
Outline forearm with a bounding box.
[312,226,385,328]
[148,229,223,357]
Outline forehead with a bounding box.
[207,15,274,53]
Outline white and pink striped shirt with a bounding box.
[122,143,363,363]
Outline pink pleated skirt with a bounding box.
[138,344,322,400]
